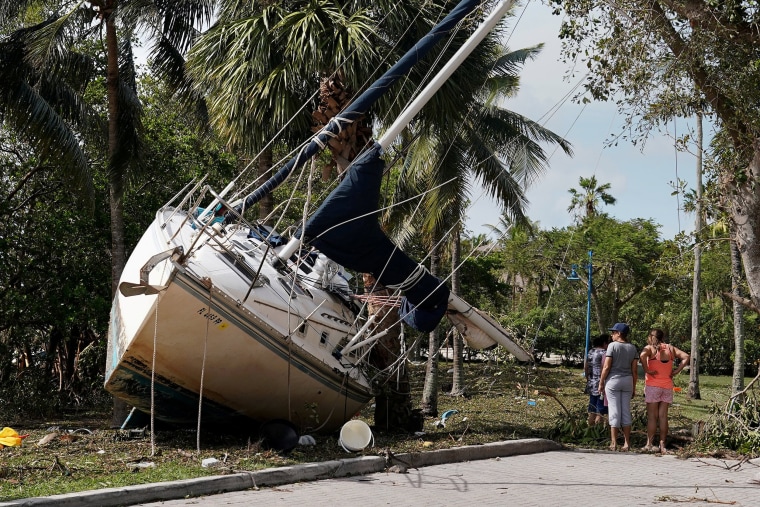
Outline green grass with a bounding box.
[0,363,741,501]
[670,375,732,423]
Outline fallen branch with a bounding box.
[537,389,571,417]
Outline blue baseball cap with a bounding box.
[608,323,630,335]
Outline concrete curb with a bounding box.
[1,438,562,507]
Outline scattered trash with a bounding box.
[128,461,155,469]
[422,441,434,448]
[201,458,219,468]
[414,431,426,437]
[527,400,537,406]
[0,427,29,448]
[339,420,373,452]
[298,435,316,446]
[434,409,459,428]
[37,432,60,446]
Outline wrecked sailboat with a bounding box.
[105,0,531,432]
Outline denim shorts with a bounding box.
[588,394,608,415]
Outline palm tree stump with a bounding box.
[364,274,422,432]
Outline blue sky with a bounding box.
[465,1,703,241]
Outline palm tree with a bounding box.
[186,1,383,223]
[0,0,221,285]
[0,0,217,423]
[567,175,616,220]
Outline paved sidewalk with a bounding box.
[4,440,759,506]
[139,450,760,507]
[1,439,558,507]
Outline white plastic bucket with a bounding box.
[339,420,374,452]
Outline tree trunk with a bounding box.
[450,229,466,396]
[689,112,703,400]
[730,235,745,394]
[364,275,421,432]
[421,243,441,417]
[729,141,760,316]
[257,148,274,226]
[105,5,131,427]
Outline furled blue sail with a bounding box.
[303,142,449,332]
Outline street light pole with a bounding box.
[583,250,593,374]
[568,250,593,375]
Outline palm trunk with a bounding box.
[257,148,274,225]
[689,112,703,400]
[450,229,466,396]
[364,274,421,432]
[730,235,745,394]
[421,242,441,417]
[105,5,131,426]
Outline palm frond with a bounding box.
[0,76,93,201]
[24,4,86,69]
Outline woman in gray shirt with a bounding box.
[598,323,638,451]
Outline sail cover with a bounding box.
[303,143,449,332]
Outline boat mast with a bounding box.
[378,0,515,149]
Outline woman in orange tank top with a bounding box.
[639,328,689,453]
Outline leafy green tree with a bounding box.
[548,1,760,322]
[495,215,666,360]
[0,132,112,416]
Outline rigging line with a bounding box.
[229,92,321,190]
[196,288,213,454]
[269,155,311,237]
[503,0,531,46]
[527,227,578,354]
[281,160,318,339]
[547,102,587,162]
[673,116,681,235]
[589,107,619,178]
[536,71,590,126]
[149,293,159,457]
[307,174,459,241]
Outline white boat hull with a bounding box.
[106,208,373,432]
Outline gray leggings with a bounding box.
[605,376,633,428]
